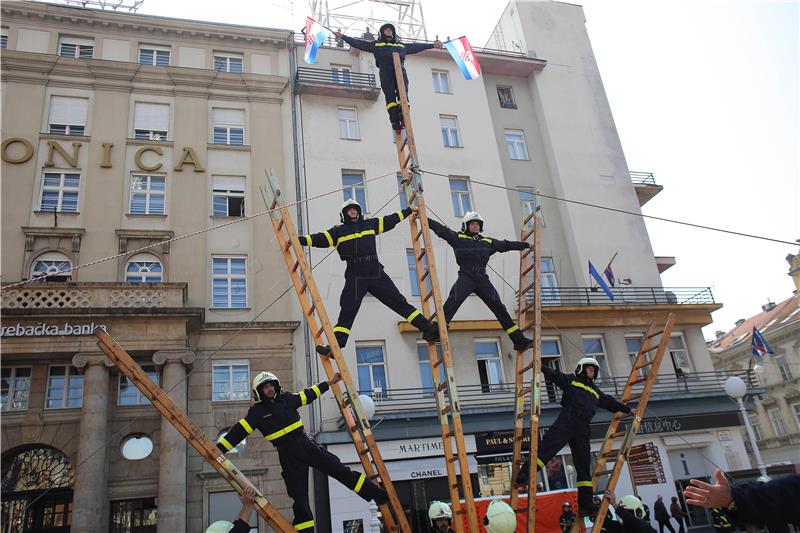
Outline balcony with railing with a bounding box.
[630,171,663,206]
[295,66,380,99]
[524,286,715,307]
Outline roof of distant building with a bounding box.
[709,292,800,352]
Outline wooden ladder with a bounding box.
[509,207,542,531]
[570,313,676,533]
[94,328,295,532]
[392,51,480,533]
[259,171,411,532]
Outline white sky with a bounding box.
[130,0,799,338]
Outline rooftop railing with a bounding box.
[630,171,657,186]
[524,286,715,307]
[295,66,377,89]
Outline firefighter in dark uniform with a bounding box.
[302,199,439,354]
[710,508,733,532]
[217,371,388,532]
[516,357,632,515]
[428,501,455,533]
[427,212,535,351]
[560,502,577,533]
[334,24,443,130]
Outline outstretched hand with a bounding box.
[683,469,733,509]
[409,206,419,214]
[604,490,617,508]
[433,39,443,49]
[334,30,343,40]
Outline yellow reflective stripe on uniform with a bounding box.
[335,230,376,247]
[378,217,385,234]
[396,210,406,222]
[506,324,519,334]
[299,391,308,406]
[304,235,311,246]
[311,385,322,398]
[333,326,351,335]
[570,380,600,399]
[375,42,404,48]
[406,309,421,323]
[353,473,366,493]
[458,233,472,239]
[323,231,334,247]
[537,458,545,468]
[576,481,593,487]
[386,101,399,109]
[265,420,304,441]
[238,418,254,434]
[219,437,234,451]
[480,238,493,244]
[295,520,315,530]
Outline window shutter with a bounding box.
[134,103,170,132]
[212,108,245,126]
[49,96,88,126]
[213,176,245,192]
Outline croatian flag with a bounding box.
[589,261,615,302]
[603,264,616,288]
[751,327,774,358]
[445,36,482,80]
[304,17,332,64]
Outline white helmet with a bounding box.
[619,495,646,520]
[483,499,516,533]
[428,500,453,525]
[340,198,363,223]
[460,211,484,233]
[205,521,234,533]
[252,371,280,401]
[575,357,600,379]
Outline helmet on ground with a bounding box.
[205,521,234,533]
[460,211,484,233]
[340,198,363,223]
[428,501,452,525]
[483,499,516,533]
[252,371,280,401]
[379,23,397,42]
[575,357,600,379]
[620,495,646,520]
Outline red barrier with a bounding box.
[463,490,580,533]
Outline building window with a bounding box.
[342,171,367,211]
[505,130,530,160]
[1,28,7,50]
[31,252,72,282]
[120,434,153,460]
[1,367,32,411]
[417,342,445,394]
[625,336,652,377]
[540,257,560,304]
[497,86,516,109]
[129,175,165,215]
[118,366,158,405]
[216,430,247,454]
[331,64,352,84]
[209,491,256,532]
[475,339,504,393]
[212,257,247,309]
[212,176,246,217]
[133,102,169,140]
[212,108,245,146]
[440,115,462,147]
[668,335,693,375]
[407,249,431,297]
[775,355,793,381]
[58,37,93,59]
[337,107,360,140]
[110,498,157,532]
[139,46,170,67]
[518,187,537,217]
[581,336,611,379]
[432,70,451,93]
[449,177,472,217]
[768,407,786,437]
[792,403,800,431]
[125,253,163,283]
[40,172,80,213]
[356,344,387,398]
[213,53,243,73]
[397,174,409,209]
[45,366,83,409]
[212,361,250,401]
[48,96,88,136]
[748,413,763,441]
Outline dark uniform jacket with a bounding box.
[301,208,412,261]
[427,219,529,271]
[543,366,631,422]
[710,508,733,531]
[216,381,330,453]
[609,507,657,533]
[560,510,577,531]
[230,519,252,533]
[340,35,434,68]
[729,474,800,529]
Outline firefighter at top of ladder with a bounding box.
[515,358,633,516]
[216,371,388,532]
[334,24,443,131]
[426,211,535,352]
[302,200,440,354]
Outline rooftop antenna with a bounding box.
[309,0,428,40]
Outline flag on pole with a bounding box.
[304,17,332,64]
[444,36,482,80]
[751,327,774,358]
[603,264,616,288]
[589,261,615,302]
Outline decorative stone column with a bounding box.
[71,353,115,533]
[153,349,195,533]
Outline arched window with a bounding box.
[125,253,163,283]
[31,252,72,282]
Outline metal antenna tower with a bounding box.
[44,0,144,13]
[309,0,427,40]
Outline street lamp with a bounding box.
[724,376,769,480]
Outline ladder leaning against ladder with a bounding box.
[259,171,411,532]
[570,312,677,533]
[391,51,480,533]
[93,328,295,532]
[509,206,543,531]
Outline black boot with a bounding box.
[316,345,331,356]
[515,460,530,485]
[422,322,440,343]
[511,331,534,352]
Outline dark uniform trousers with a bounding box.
[443,269,518,333]
[379,64,409,125]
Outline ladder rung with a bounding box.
[595,469,615,477]
[415,228,424,240]
[423,290,434,303]
[349,424,359,433]
[519,362,534,374]
[307,303,316,316]
[521,248,533,259]
[610,430,626,439]
[519,300,535,315]
[441,405,452,415]
[630,376,648,385]
[315,325,325,338]
[437,382,448,392]
[420,269,430,281]
[300,281,308,295]
[619,411,635,419]
[400,137,408,151]
[369,473,380,481]
[291,260,300,272]
[624,393,642,402]
[635,360,654,370]
[433,357,444,368]
[521,262,535,277]
[518,386,531,397]
[401,152,410,169]
[277,218,285,231]
[283,241,291,251]
[643,344,661,353]
[444,430,454,438]
[416,249,426,261]
[359,448,370,456]
[520,321,534,333]
[519,281,535,294]
[517,410,531,419]
[448,456,458,464]
[644,329,665,340]
[602,451,618,459]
